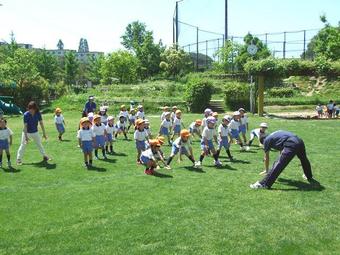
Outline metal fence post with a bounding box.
[283,32,286,59]
[196,27,199,71]
[303,30,306,59]
[206,40,208,69]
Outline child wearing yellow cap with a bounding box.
[77,117,95,168]
[54,108,65,141]
[134,119,148,164]
[189,119,202,138]
[127,108,136,131]
[92,115,107,160]
[166,129,196,169]
[140,139,162,175]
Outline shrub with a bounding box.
[224,82,251,110]
[185,77,213,113]
[267,87,295,98]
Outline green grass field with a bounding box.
[0,112,339,255]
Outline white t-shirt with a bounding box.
[202,117,208,128]
[106,124,117,135]
[189,122,201,132]
[92,123,106,136]
[218,124,230,137]
[136,111,145,119]
[134,129,148,141]
[228,119,240,130]
[0,128,13,140]
[141,148,157,160]
[316,105,323,111]
[116,121,126,129]
[54,114,64,124]
[77,129,95,141]
[240,115,248,125]
[202,127,216,140]
[170,112,176,121]
[100,115,108,124]
[173,137,191,151]
[160,112,166,121]
[119,111,129,119]
[251,128,266,139]
[161,119,172,129]
[173,117,182,126]
[129,114,136,121]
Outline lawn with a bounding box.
[0,112,339,255]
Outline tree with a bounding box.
[213,40,241,72]
[87,54,104,85]
[160,46,192,77]
[64,51,79,85]
[235,33,271,71]
[121,21,164,79]
[101,50,139,84]
[57,39,64,50]
[304,16,340,61]
[34,49,60,82]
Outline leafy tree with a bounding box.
[213,40,241,72]
[304,16,340,61]
[235,33,271,71]
[160,46,192,77]
[34,49,60,82]
[87,55,104,85]
[101,50,139,84]
[64,51,79,85]
[121,21,164,79]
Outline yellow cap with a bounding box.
[55,108,62,113]
[180,129,190,138]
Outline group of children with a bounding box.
[315,100,340,118]
[0,103,269,176]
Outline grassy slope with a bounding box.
[0,112,339,255]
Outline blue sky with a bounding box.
[0,0,339,54]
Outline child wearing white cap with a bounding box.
[99,106,108,125]
[238,108,249,145]
[136,105,145,120]
[248,123,268,147]
[195,116,222,167]
[228,111,247,151]
[159,112,172,145]
[105,116,117,154]
[216,115,233,161]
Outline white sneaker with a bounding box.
[302,174,314,182]
[250,181,267,189]
[194,161,201,168]
[165,165,171,170]
[245,146,250,151]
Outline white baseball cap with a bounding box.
[260,122,268,128]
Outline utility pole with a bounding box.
[175,0,183,49]
[225,0,228,42]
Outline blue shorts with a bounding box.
[219,136,230,149]
[239,124,246,134]
[171,146,189,156]
[56,123,65,133]
[136,140,146,151]
[95,135,105,148]
[230,129,240,139]
[129,119,135,125]
[0,139,9,150]
[82,140,93,154]
[160,126,169,136]
[106,134,113,142]
[140,155,151,165]
[201,139,215,150]
[173,125,181,134]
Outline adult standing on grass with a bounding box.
[16,101,50,165]
[250,130,314,189]
[83,96,96,116]
[326,100,334,119]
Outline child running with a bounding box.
[0,118,13,168]
[166,129,196,169]
[134,119,148,164]
[115,115,128,140]
[160,106,170,121]
[202,108,212,128]
[105,116,117,154]
[159,112,172,145]
[248,122,268,147]
[188,119,202,138]
[127,108,136,131]
[195,116,222,168]
[140,139,163,175]
[136,105,145,120]
[217,115,233,161]
[54,108,66,141]
[77,117,95,168]
[92,115,107,160]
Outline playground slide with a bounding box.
[0,100,23,115]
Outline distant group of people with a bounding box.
[0,95,317,190]
[315,100,339,118]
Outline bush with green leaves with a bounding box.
[185,77,213,113]
[101,50,139,84]
[267,87,295,98]
[160,46,192,77]
[224,82,251,110]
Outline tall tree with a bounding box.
[34,49,60,82]
[64,51,79,85]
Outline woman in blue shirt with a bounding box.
[16,101,50,165]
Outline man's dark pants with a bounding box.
[260,137,312,188]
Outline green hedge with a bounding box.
[224,82,251,110]
[244,58,340,77]
[185,77,214,113]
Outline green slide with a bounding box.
[0,96,23,115]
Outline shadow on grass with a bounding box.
[205,164,237,171]
[60,139,71,142]
[153,171,173,178]
[275,178,325,191]
[183,166,205,173]
[25,160,57,170]
[87,165,107,172]
[111,152,127,157]
[3,166,21,173]
[230,159,251,164]
[102,158,117,164]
